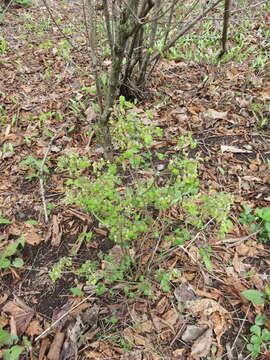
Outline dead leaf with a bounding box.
[156,296,168,314]
[2,301,34,335]
[51,214,62,246]
[181,325,207,342]
[191,328,213,359]
[221,145,252,153]
[162,309,178,328]
[121,350,143,360]
[85,105,96,123]
[39,338,50,360]
[195,289,220,300]
[47,332,65,360]
[204,109,228,120]
[186,299,228,319]
[26,320,43,336]
[174,282,197,302]
[25,229,43,246]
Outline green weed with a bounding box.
[52,97,233,296]
[246,314,270,359]
[0,235,25,270]
[240,205,270,243]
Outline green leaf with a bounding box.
[261,328,270,341]
[251,335,262,345]
[246,343,255,352]
[256,207,270,222]
[250,325,261,336]
[12,258,24,268]
[0,218,11,224]
[26,220,38,226]
[70,288,84,296]
[0,329,14,346]
[242,289,265,305]
[0,257,10,269]
[264,284,270,298]
[264,222,270,233]
[2,243,19,258]
[255,314,267,326]
[3,345,24,360]
[198,249,213,271]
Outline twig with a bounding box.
[35,291,95,342]
[150,0,224,63]
[41,0,76,50]
[39,128,64,223]
[0,0,14,19]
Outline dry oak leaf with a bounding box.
[123,327,147,346]
[2,301,34,335]
[26,319,43,336]
[203,109,228,120]
[190,328,213,359]
[162,309,179,328]
[186,299,229,320]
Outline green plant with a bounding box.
[0,37,8,53]
[240,205,270,243]
[246,314,270,359]
[19,156,49,181]
[49,257,72,282]
[55,108,232,295]
[0,236,25,270]
[0,329,25,360]
[250,102,270,129]
[15,0,31,6]
[242,285,270,305]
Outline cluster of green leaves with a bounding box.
[55,97,232,295]
[166,2,269,69]
[242,285,270,306]
[19,156,48,181]
[246,314,270,359]
[0,329,24,360]
[0,235,25,270]
[0,36,8,53]
[240,205,270,243]
[250,102,270,130]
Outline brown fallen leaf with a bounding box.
[51,214,62,246]
[39,338,50,360]
[191,328,213,359]
[26,320,43,336]
[47,332,65,360]
[204,109,228,120]
[220,145,252,153]
[2,301,34,335]
[162,309,178,328]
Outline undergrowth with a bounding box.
[53,97,233,296]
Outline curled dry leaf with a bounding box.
[190,328,213,359]
[185,298,231,343]
[123,327,147,346]
[162,309,179,328]
[2,301,34,335]
[26,319,43,336]
[181,325,208,342]
[220,145,252,153]
[204,109,228,120]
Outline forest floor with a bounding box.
[0,1,270,359]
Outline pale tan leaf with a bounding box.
[191,328,213,359]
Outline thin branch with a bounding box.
[41,0,76,51]
[35,291,95,342]
[39,130,63,223]
[102,0,113,53]
[150,0,224,63]
[84,0,104,112]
